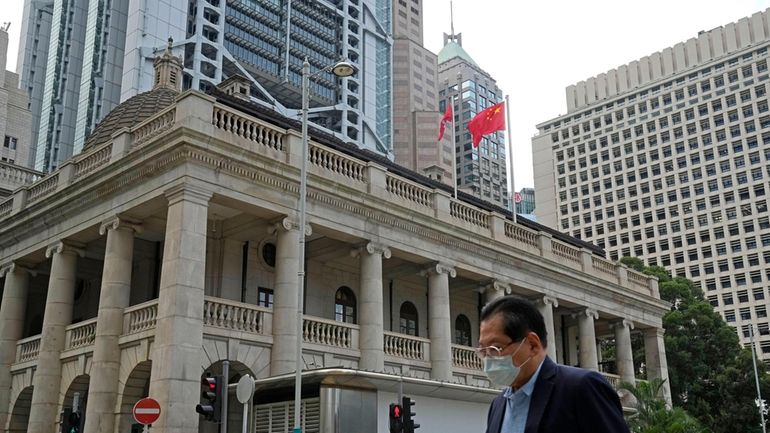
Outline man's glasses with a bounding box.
[474,341,515,359]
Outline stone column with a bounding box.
[0,262,33,430]
[575,308,599,371]
[644,327,672,406]
[148,185,211,433]
[482,281,509,306]
[612,319,635,386]
[84,218,140,433]
[358,242,390,372]
[28,241,83,433]
[536,296,559,360]
[269,217,303,375]
[425,263,456,382]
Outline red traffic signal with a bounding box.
[196,374,223,423]
[389,403,403,433]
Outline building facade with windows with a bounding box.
[391,0,453,186]
[0,46,669,433]
[437,32,509,208]
[18,0,393,174]
[516,187,536,216]
[0,26,38,196]
[533,9,770,360]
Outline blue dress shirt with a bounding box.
[500,359,545,433]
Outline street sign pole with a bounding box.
[236,374,255,433]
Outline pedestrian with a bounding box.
[479,295,630,433]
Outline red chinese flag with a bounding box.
[437,104,453,141]
[467,101,505,147]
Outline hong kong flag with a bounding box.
[467,101,505,147]
[437,104,453,141]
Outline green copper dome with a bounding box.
[437,41,477,66]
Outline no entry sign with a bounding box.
[133,398,161,425]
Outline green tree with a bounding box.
[619,257,770,433]
[621,378,708,433]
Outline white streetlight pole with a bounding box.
[750,324,767,433]
[294,57,355,433]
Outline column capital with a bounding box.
[539,295,559,308]
[267,216,312,237]
[0,261,35,277]
[476,280,511,295]
[45,240,86,258]
[99,216,143,236]
[421,262,456,278]
[164,183,213,206]
[609,318,634,331]
[352,242,391,259]
[571,307,598,320]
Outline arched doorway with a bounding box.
[116,360,152,433]
[201,360,256,433]
[8,386,33,433]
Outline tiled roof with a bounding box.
[82,88,179,151]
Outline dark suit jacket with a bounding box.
[485,357,630,433]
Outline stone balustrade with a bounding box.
[16,335,41,363]
[203,297,267,334]
[385,173,434,208]
[123,299,159,334]
[309,142,367,182]
[302,316,358,349]
[452,344,482,370]
[592,256,617,277]
[450,200,490,229]
[65,319,98,350]
[384,331,429,361]
[212,105,282,150]
[73,144,113,180]
[551,240,582,266]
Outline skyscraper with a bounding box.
[534,9,770,360]
[391,0,453,185]
[18,0,393,173]
[437,29,508,208]
[0,25,37,196]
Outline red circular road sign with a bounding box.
[133,398,161,425]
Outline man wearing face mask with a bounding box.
[479,295,630,433]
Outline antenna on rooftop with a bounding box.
[450,1,455,38]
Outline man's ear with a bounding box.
[527,331,544,353]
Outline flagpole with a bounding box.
[451,95,458,199]
[505,94,517,223]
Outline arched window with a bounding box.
[454,314,472,346]
[399,302,419,336]
[335,286,357,324]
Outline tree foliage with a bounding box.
[621,378,707,433]
[619,257,770,433]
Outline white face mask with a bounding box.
[482,338,531,388]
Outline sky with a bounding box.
[4,0,770,190]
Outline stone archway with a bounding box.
[62,374,90,411]
[116,360,152,433]
[8,386,32,433]
[201,360,256,433]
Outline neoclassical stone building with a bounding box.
[0,48,670,433]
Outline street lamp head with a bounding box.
[331,61,356,78]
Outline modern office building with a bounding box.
[533,9,770,360]
[0,45,669,433]
[391,0,453,185]
[516,187,536,215]
[0,26,39,196]
[437,30,509,208]
[17,0,393,173]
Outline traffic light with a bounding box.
[401,396,419,433]
[196,374,223,423]
[60,408,82,433]
[389,403,403,433]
